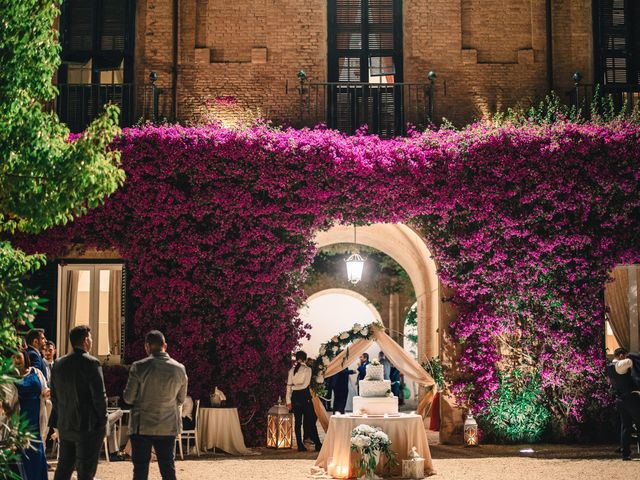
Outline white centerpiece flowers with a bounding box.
[350,424,396,479]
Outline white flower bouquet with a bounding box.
[350,424,396,479]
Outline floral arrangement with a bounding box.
[310,322,383,396]
[16,119,640,443]
[350,424,396,478]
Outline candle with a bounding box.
[335,465,348,478]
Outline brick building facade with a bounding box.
[57,1,638,131]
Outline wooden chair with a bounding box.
[175,399,200,459]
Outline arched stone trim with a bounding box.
[314,223,440,361]
[305,288,383,325]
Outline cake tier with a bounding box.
[365,363,384,380]
[352,396,398,415]
[359,379,391,397]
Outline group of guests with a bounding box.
[2,326,188,480]
[323,351,404,415]
[286,349,406,452]
[607,347,640,460]
[1,329,56,480]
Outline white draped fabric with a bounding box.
[312,325,437,432]
[315,414,434,477]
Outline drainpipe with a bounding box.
[546,0,554,93]
[172,0,179,121]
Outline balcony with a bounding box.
[51,81,172,133]
[568,81,640,114]
[296,77,435,137]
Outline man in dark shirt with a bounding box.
[50,325,108,480]
[606,347,640,460]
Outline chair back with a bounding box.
[194,399,200,432]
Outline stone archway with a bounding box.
[305,288,383,324]
[314,223,442,363]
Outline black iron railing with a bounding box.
[296,72,435,137]
[51,77,172,132]
[567,81,640,114]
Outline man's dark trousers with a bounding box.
[617,395,640,458]
[54,428,104,480]
[131,434,176,480]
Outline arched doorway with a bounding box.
[299,288,383,357]
[314,223,441,362]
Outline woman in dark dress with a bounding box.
[14,349,48,480]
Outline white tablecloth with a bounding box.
[315,414,434,477]
[197,407,253,455]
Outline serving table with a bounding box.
[314,413,433,478]
[197,407,254,455]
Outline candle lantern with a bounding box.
[464,413,479,447]
[266,397,293,449]
[401,446,425,479]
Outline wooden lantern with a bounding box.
[267,398,293,449]
[464,414,479,447]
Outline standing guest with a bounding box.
[356,353,370,394]
[25,329,48,383]
[390,365,401,398]
[123,330,188,480]
[378,351,391,380]
[50,325,108,480]
[331,365,355,414]
[41,341,56,381]
[286,351,322,452]
[14,348,49,480]
[606,347,640,461]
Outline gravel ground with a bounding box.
[47,443,639,480]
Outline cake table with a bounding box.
[315,413,434,478]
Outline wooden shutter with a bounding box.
[101,0,127,51]
[63,0,93,53]
[598,0,630,84]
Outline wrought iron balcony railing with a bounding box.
[296,76,435,137]
[50,82,172,133]
[567,83,640,114]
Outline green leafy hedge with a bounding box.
[479,370,550,443]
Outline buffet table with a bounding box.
[315,413,433,478]
[197,407,254,455]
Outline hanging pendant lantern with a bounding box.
[345,225,365,285]
[345,252,365,284]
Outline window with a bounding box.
[57,0,135,131]
[594,0,640,86]
[57,263,125,362]
[327,0,403,136]
[329,0,402,83]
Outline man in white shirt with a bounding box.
[607,347,640,460]
[286,351,321,452]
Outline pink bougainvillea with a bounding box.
[19,120,640,443]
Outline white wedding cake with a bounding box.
[352,362,398,415]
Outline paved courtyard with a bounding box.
[47,443,639,480]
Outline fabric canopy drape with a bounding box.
[108,270,122,356]
[312,324,437,432]
[605,268,630,350]
[63,270,79,355]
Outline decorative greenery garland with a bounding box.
[310,321,384,396]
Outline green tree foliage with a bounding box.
[0,1,124,476]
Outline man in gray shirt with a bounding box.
[124,330,188,480]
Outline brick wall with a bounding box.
[133,0,592,127]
